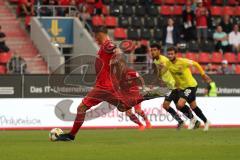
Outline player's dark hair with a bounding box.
[167,46,177,53]
[150,43,161,50]
[94,26,108,34]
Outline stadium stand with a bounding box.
[5,0,240,74]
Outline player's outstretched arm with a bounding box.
[192,61,212,83]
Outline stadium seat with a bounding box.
[235,7,240,16]
[109,5,121,16]
[214,0,223,5]
[235,65,240,74]
[177,52,183,58]
[118,16,129,28]
[153,28,162,41]
[131,17,143,28]
[237,53,240,62]
[102,0,111,5]
[186,52,198,61]
[92,15,104,26]
[164,0,175,5]
[140,28,152,40]
[173,6,182,15]
[105,16,117,28]
[210,6,223,16]
[114,28,127,40]
[153,0,163,5]
[160,6,172,16]
[175,0,186,5]
[0,65,6,74]
[86,0,95,3]
[198,52,211,63]
[122,5,134,17]
[146,5,159,17]
[127,28,140,40]
[135,5,146,17]
[114,0,124,5]
[223,6,234,16]
[228,0,237,5]
[188,41,199,52]
[0,52,13,64]
[224,53,237,63]
[211,52,223,63]
[102,5,109,15]
[144,17,155,28]
[126,0,138,5]
[200,41,214,52]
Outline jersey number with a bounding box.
[184,89,191,97]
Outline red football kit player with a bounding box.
[56,27,143,141]
[115,62,151,130]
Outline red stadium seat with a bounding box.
[164,0,175,5]
[177,52,183,58]
[235,65,240,74]
[160,6,172,15]
[92,15,104,26]
[173,6,182,15]
[86,0,95,3]
[223,7,234,16]
[0,52,13,64]
[175,0,186,5]
[153,0,163,5]
[102,5,109,15]
[185,52,197,61]
[224,52,237,63]
[198,52,211,63]
[234,7,240,16]
[211,52,223,63]
[228,0,237,5]
[215,0,223,5]
[0,65,6,74]
[210,6,223,16]
[105,16,117,28]
[114,28,127,40]
[237,53,240,62]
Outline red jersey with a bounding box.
[196,7,208,28]
[95,40,116,88]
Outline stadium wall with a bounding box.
[0,97,239,130]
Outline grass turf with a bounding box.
[0,128,239,160]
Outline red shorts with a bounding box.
[82,86,143,109]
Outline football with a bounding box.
[49,128,63,141]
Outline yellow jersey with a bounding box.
[165,58,205,90]
[153,55,176,89]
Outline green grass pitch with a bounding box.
[0,128,239,160]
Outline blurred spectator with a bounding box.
[228,24,240,54]
[217,60,233,74]
[213,25,230,53]
[195,0,209,43]
[220,15,233,34]
[182,5,196,42]
[203,0,211,10]
[0,26,10,53]
[19,0,35,16]
[205,63,217,74]
[7,54,27,74]
[162,18,180,54]
[184,0,197,11]
[94,0,103,15]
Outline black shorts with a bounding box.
[164,89,180,105]
[179,86,198,104]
